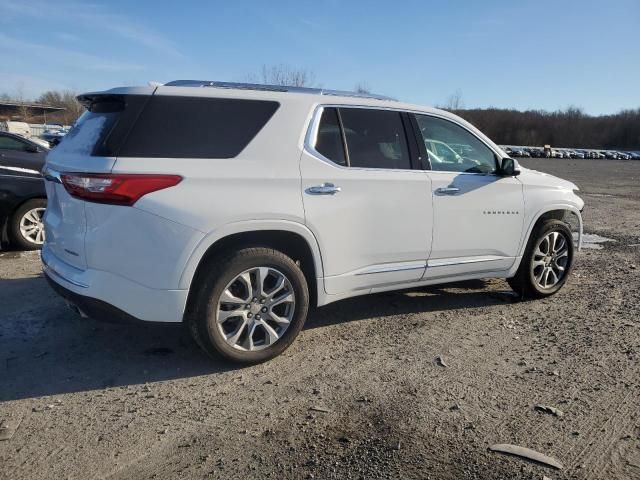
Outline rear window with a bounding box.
[56,95,279,159]
[56,96,147,157]
[120,96,279,159]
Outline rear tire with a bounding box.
[187,247,309,363]
[9,199,47,251]
[508,219,574,298]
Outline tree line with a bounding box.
[447,107,640,150]
[3,67,638,151]
[1,89,83,125]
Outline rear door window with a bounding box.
[338,108,411,170]
[314,107,347,166]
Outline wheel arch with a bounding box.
[180,220,325,310]
[518,205,583,258]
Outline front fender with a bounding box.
[518,204,583,257]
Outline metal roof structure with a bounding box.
[0,101,65,112]
[164,80,396,101]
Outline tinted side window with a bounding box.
[339,108,411,170]
[414,115,496,173]
[120,96,279,159]
[0,135,29,152]
[314,107,346,166]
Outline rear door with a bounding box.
[43,94,148,269]
[301,106,432,295]
[411,113,524,278]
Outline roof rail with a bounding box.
[163,80,395,101]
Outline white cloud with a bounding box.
[56,32,81,42]
[0,0,181,57]
[0,33,144,72]
[0,72,69,99]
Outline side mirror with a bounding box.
[500,157,521,176]
[25,144,40,153]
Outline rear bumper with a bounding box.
[42,244,187,322]
[45,273,146,324]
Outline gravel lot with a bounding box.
[1,158,639,479]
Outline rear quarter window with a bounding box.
[119,96,280,159]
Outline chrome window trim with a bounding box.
[303,104,505,175]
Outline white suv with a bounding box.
[42,81,584,363]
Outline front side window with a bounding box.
[339,108,411,170]
[414,115,497,173]
[0,135,29,152]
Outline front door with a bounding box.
[301,107,432,295]
[411,113,524,279]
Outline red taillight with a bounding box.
[60,173,182,206]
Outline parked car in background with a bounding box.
[30,137,52,150]
[0,132,48,249]
[0,121,32,138]
[616,152,630,160]
[41,127,70,148]
[531,148,545,158]
[628,152,640,160]
[604,151,617,159]
[42,80,584,363]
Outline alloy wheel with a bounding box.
[216,267,295,351]
[531,231,569,289]
[19,207,46,245]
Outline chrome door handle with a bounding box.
[305,183,341,195]
[435,186,460,195]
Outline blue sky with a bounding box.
[0,0,638,114]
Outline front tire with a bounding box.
[187,247,310,363]
[508,219,574,298]
[9,199,47,251]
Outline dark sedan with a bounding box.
[0,132,48,250]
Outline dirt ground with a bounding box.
[1,158,639,480]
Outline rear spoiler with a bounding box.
[76,86,158,109]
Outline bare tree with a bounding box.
[249,64,315,87]
[444,89,464,110]
[354,82,371,94]
[14,84,31,121]
[37,90,84,124]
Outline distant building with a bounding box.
[0,101,65,123]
